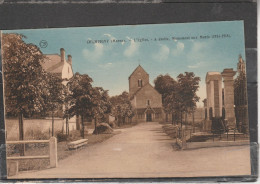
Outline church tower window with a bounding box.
[138,79,143,87]
[147,100,150,106]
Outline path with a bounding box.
[12,122,251,179]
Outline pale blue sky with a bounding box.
[4,21,246,107]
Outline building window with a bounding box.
[147,100,150,106]
[138,79,142,87]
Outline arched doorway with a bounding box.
[145,108,154,122]
[146,112,152,122]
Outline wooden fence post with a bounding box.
[49,137,58,168]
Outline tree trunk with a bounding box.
[81,115,84,138]
[171,113,174,125]
[18,112,24,140]
[94,117,97,135]
[18,112,24,156]
[62,121,64,134]
[76,114,80,130]
[52,111,54,137]
[118,115,121,127]
[166,113,168,122]
[181,111,183,128]
[185,112,187,124]
[65,115,69,135]
[67,115,69,135]
[192,111,195,133]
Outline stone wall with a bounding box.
[129,66,149,97]
[135,84,162,109]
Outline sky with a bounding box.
[3,21,246,107]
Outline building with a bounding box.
[41,48,74,117]
[129,65,164,122]
[41,48,73,85]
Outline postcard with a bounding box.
[1,21,251,179]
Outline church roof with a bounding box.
[130,83,161,100]
[42,54,65,74]
[136,107,163,114]
[128,65,148,79]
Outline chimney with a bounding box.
[60,48,65,62]
[68,55,72,65]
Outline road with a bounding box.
[12,122,251,179]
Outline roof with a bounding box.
[130,83,161,100]
[41,54,64,73]
[129,85,143,100]
[128,65,148,79]
[136,107,163,114]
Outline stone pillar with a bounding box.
[221,69,236,129]
[205,72,223,131]
[49,137,58,168]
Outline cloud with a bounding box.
[186,41,211,63]
[98,62,113,68]
[153,44,170,62]
[82,43,104,62]
[172,42,184,56]
[192,42,208,52]
[124,37,140,57]
[188,61,205,69]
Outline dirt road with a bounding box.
[12,122,251,179]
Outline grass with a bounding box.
[6,130,120,172]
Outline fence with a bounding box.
[177,126,249,150]
[6,137,58,169]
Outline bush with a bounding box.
[57,132,69,142]
[25,129,49,140]
[93,123,113,134]
[108,121,116,128]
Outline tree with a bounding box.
[2,33,48,143]
[234,58,248,133]
[176,72,200,127]
[90,87,112,134]
[154,74,177,123]
[110,91,134,126]
[45,73,64,136]
[66,72,93,138]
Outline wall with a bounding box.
[135,84,162,109]
[5,118,77,141]
[129,66,149,97]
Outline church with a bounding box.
[129,65,164,122]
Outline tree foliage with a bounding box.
[154,74,177,113]
[154,72,200,125]
[176,72,200,113]
[2,33,47,117]
[66,72,112,136]
[2,33,48,141]
[110,91,134,126]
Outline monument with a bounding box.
[205,72,223,131]
[221,68,237,129]
[204,68,237,132]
